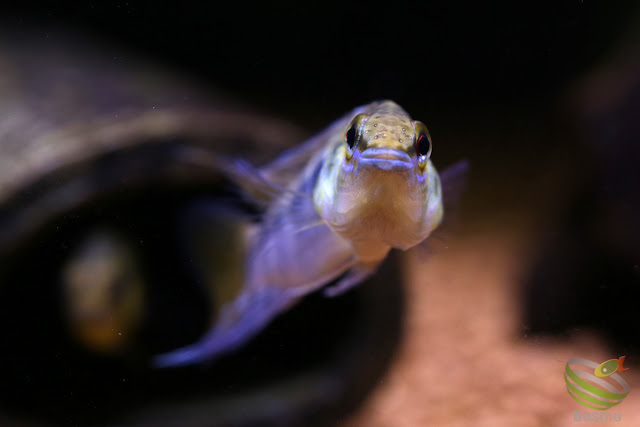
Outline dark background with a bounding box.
[5,1,637,124]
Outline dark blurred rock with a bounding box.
[521,24,640,355]
[0,31,405,426]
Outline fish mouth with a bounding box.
[360,148,413,171]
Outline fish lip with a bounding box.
[360,148,413,171]
[360,148,412,163]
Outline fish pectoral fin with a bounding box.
[439,159,469,225]
[417,159,469,254]
[323,265,375,298]
[152,287,299,368]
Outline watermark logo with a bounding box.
[565,356,630,410]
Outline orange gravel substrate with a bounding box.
[345,223,640,427]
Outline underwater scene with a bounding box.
[0,2,639,426]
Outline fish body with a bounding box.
[154,100,465,367]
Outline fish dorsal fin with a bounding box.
[259,104,371,187]
[219,158,291,207]
[177,103,374,207]
[176,146,297,209]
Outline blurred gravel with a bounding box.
[345,221,640,427]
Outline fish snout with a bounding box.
[360,148,413,171]
[361,148,411,162]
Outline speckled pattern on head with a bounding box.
[361,101,417,153]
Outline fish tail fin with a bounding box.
[618,355,630,372]
[152,288,298,368]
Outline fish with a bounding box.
[154,100,468,367]
[594,356,630,378]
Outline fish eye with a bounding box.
[414,121,432,162]
[417,133,431,156]
[344,113,368,151]
[345,122,357,149]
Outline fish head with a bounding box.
[345,101,431,170]
[314,101,443,261]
